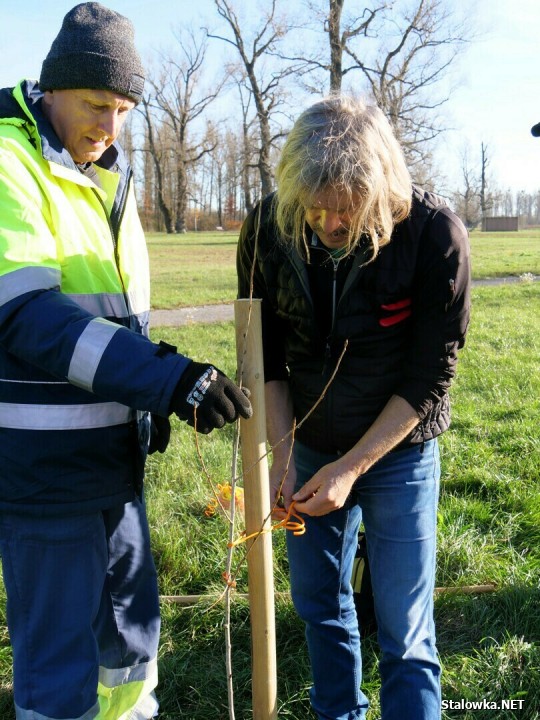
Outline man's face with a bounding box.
[42,88,135,164]
[304,187,363,249]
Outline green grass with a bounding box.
[469,229,540,279]
[147,232,238,309]
[148,286,540,719]
[146,228,540,311]
[0,244,539,718]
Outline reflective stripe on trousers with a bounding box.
[1,498,160,720]
[96,661,159,720]
[15,661,158,720]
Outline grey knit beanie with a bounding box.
[39,2,145,104]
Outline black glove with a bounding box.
[171,362,253,434]
[148,414,171,454]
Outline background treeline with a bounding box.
[124,0,536,234]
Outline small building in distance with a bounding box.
[482,216,519,232]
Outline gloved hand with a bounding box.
[171,362,252,434]
[148,414,171,454]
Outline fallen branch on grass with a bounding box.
[160,583,498,606]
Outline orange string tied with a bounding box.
[272,502,306,536]
[227,501,306,547]
[222,571,237,588]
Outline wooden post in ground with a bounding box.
[234,298,278,720]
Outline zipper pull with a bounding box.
[322,340,332,375]
[446,278,456,311]
[325,341,332,360]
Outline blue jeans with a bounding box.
[0,498,160,719]
[287,440,441,720]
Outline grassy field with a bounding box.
[146,227,540,310]
[150,283,540,720]
[147,232,239,309]
[0,232,539,719]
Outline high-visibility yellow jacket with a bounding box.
[0,80,190,514]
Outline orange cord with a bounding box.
[227,501,306,548]
[222,571,237,588]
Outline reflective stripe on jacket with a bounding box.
[0,80,190,513]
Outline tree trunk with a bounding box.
[175,162,188,233]
[328,0,345,93]
[140,99,175,234]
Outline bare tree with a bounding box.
[479,141,492,225]
[187,121,246,229]
[281,0,387,94]
[490,188,514,218]
[327,1,388,92]
[235,78,258,215]
[354,0,467,174]
[515,189,531,223]
[223,127,246,223]
[452,144,481,229]
[140,27,223,233]
[345,0,469,176]
[207,0,298,198]
[533,191,540,225]
[139,96,175,232]
[277,0,470,183]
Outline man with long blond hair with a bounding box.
[237,95,470,720]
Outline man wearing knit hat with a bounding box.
[0,4,251,720]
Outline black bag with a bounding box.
[351,532,377,638]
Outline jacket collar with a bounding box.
[8,80,127,177]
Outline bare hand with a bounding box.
[269,455,297,521]
[292,460,357,517]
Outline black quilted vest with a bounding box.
[240,188,458,454]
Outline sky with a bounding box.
[2,0,540,195]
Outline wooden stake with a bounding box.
[234,299,278,720]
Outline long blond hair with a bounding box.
[275,95,412,259]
